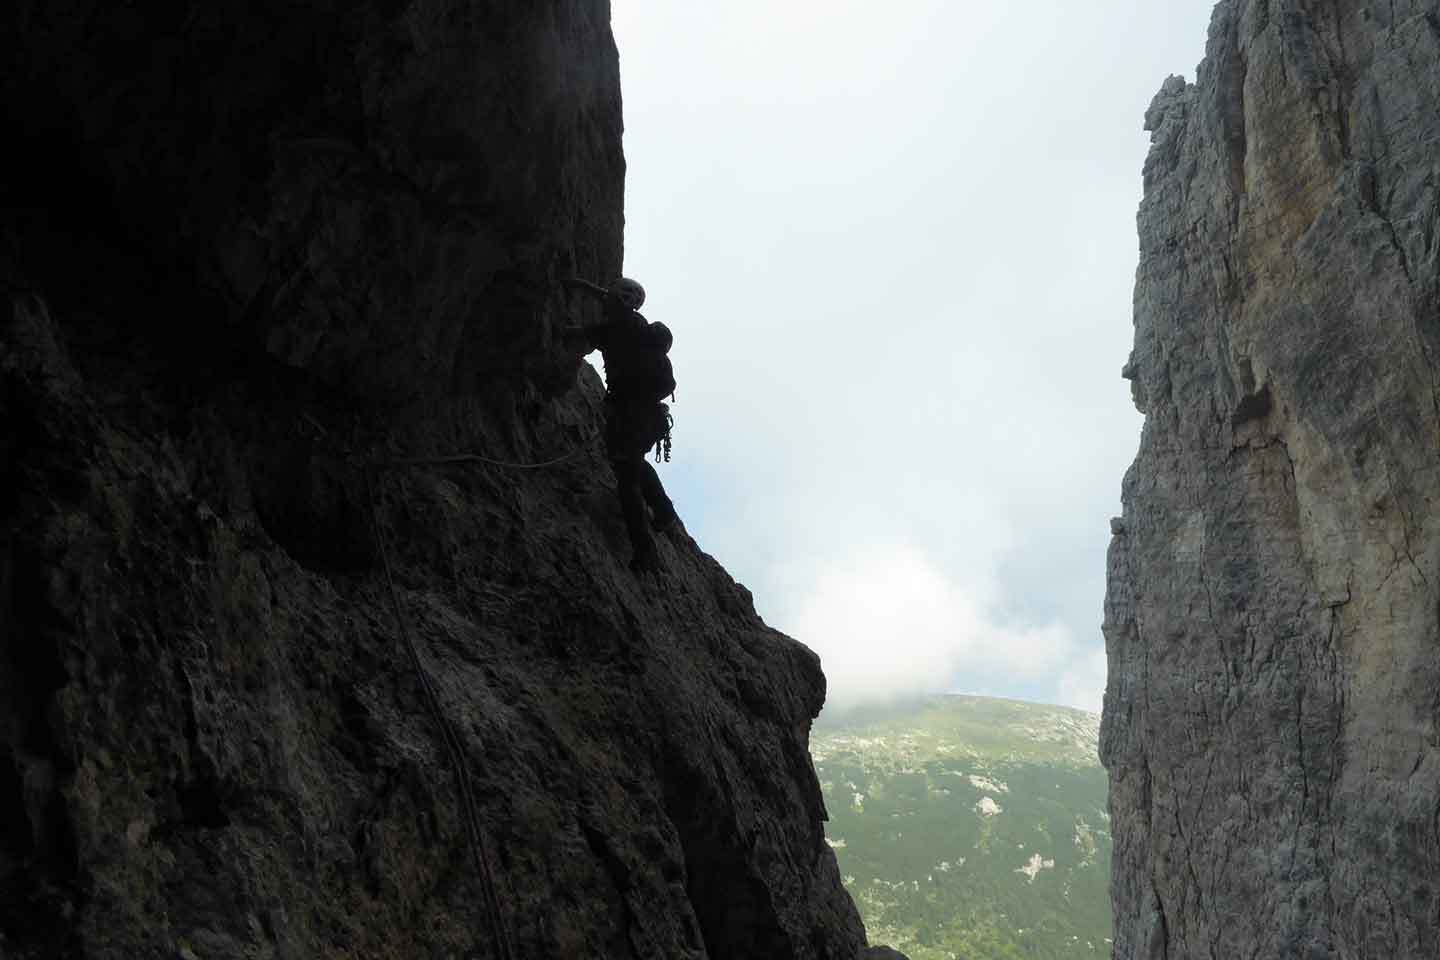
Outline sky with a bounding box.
[609,1,1218,716]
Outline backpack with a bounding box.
[610,320,675,404]
[635,350,676,405]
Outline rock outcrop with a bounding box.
[1104,1,1440,957]
[0,2,899,957]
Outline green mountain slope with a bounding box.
[812,696,1112,960]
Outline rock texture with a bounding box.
[1104,1,1440,957]
[0,3,902,958]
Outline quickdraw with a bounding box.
[655,406,673,463]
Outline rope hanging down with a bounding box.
[359,429,598,957]
[364,464,515,960]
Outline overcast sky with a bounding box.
[609,1,1218,716]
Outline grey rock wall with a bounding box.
[0,2,902,957]
[1104,1,1440,957]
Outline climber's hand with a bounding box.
[560,326,591,355]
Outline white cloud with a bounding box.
[613,0,1216,712]
[781,543,1082,713]
[1056,646,1108,715]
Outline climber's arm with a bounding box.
[562,314,620,356]
[569,277,610,298]
[565,279,632,355]
[562,324,601,356]
[563,278,618,355]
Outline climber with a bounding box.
[566,276,680,573]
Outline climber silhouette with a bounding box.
[567,276,680,572]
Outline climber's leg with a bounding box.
[638,460,679,532]
[612,453,658,570]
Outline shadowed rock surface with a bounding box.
[1105,1,1440,957]
[0,2,905,957]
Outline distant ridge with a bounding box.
[821,693,1100,723]
[817,695,1101,767]
[813,695,1111,959]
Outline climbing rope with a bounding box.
[385,446,586,470]
[364,464,516,960]
[358,428,597,958]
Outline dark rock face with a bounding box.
[0,3,896,957]
[1105,1,1440,957]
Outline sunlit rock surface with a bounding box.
[0,2,902,957]
[1105,1,1440,957]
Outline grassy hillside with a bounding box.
[812,696,1111,960]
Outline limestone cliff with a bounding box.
[0,3,898,957]
[1104,1,1440,957]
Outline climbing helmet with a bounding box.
[610,277,646,310]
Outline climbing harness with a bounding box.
[364,463,516,960]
